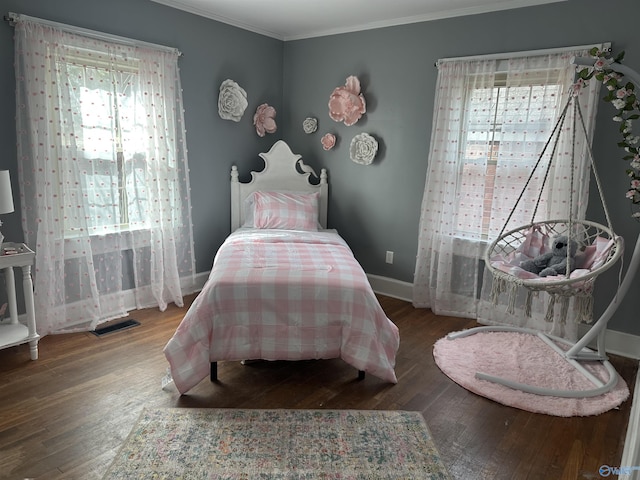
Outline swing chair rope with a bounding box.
[566,98,577,279]
[575,96,626,300]
[496,95,573,241]
[531,97,572,225]
[496,90,616,254]
[575,96,616,233]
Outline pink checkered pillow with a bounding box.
[519,226,550,258]
[252,191,319,231]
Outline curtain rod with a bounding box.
[4,12,182,57]
[435,42,610,67]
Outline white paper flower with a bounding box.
[218,79,248,122]
[303,117,318,134]
[349,133,378,165]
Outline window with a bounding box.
[456,70,566,239]
[14,16,195,334]
[414,46,603,319]
[56,48,173,237]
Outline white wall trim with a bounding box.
[117,271,209,314]
[367,274,413,302]
[187,271,640,475]
[14,272,211,332]
[369,274,639,476]
[369,275,640,360]
[155,272,640,477]
[76,270,639,360]
[186,271,210,294]
[580,326,640,361]
[41,269,638,473]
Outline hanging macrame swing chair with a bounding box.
[487,93,624,325]
[448,86,631,399]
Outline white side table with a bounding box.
[0,242,38,360]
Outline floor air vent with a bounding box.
[92,319,140,337]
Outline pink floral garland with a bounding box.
[577,48,640,219]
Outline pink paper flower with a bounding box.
[253,103,277,137]
[328,75,366,126]
[321,133,336,151]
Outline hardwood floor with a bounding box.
[0,293,636,479]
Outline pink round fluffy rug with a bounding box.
[433,330,630,417]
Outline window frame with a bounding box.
[50,45,156,239]
[454,68,567,241]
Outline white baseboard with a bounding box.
[190,272,640,360]
[368,275,640,360]
[368,274,640,477]
[118,271,209,313]
[189,271,210,293]
[581,326,640,361]
[366,274,413,302]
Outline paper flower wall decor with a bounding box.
[303,117,318,134]
[350,133,378,165]
[328,75,366,126]
[218,79,248,122]
[321,133,336,151]
[253,103,277,137]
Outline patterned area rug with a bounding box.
[103,408,450,479]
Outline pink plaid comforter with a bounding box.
[164,229,400,394]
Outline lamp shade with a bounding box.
[0,170,15,215]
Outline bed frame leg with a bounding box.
[358,370,365,380]
[210,362,218,382]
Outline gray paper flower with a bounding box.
[303,117,318,134]
[218,79,248,122]
[302,117,318,134]
[350,133,378,165]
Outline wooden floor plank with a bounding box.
[0,293,636,479]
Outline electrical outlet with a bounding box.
[385,251,394,264]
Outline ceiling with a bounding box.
[149,0,566,41]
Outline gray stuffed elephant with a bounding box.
[520,235,577,277]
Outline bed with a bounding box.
[163,140,400,394]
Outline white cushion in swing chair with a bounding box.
[488,226,615,283]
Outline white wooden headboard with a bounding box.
[230,140,328,231]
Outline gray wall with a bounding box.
[0,0,639,337]
[281,0,640,336]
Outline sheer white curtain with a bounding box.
[413,47,602,338]
[14,18,196,334]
